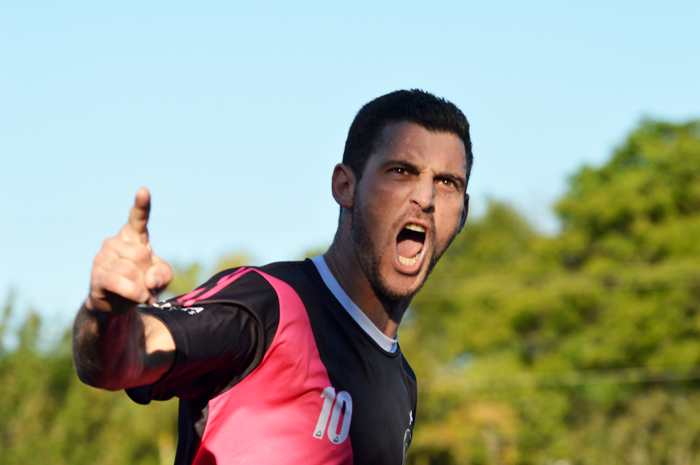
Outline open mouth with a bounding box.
[396,223,426,267]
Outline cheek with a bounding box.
[435,204,463,241]
[375,184,408,204]
[355,195,392,242]
[365,186,405,219]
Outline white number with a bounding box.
[313,386,353,444]
[328,390,352,443]
[313,387,336,438]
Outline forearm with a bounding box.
[72,301,148,390]
[76,188,175,390]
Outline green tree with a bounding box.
[0,296,178,465]
[555,120,700,268]
[406,119,700,465]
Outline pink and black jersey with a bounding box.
[127,256,417,465]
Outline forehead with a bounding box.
[370,121,467,174]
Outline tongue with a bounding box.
[397,237,423,259]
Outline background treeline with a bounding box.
[1,119,699,464]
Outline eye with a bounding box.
[438,178,456,188]
[392,167,408,175]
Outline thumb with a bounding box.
[145,255,173,292]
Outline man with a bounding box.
[73,89,473,464]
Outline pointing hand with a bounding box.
[87,188,173,313]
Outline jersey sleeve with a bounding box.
[126,267,280,403]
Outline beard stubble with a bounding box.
[349,189,455,304]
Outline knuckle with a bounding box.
[90,268,102,288]
[103,237,118,250]
[135,246,151,263]
[104,274,140,301]
[101,272,119,293]
[116,259,142,282]
[139,250,156,267]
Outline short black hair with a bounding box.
[342,89,473,183]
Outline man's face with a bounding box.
[350,121,468,302]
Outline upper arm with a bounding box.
[131,269,281,401]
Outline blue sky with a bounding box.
[1,1,699,331]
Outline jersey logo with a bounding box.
[151,301,203,315]
[313,386,353,444]
[180,307,204,315]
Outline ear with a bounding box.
[331,163,356,210]
[458,193,469,233]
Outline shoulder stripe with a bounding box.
[178,267,251,307]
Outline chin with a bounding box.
[372,263,432,303]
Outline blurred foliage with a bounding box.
[404,119,700,464]
[212,251,255,275]
[164,262,203,299]
[2,119,699,464]
[0,296,178,465]
[162,251,252,300]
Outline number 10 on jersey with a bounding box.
[313,386,353,444]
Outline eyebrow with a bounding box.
[438,172,467,191]
[382,158,467,191]
[384,159,420,172]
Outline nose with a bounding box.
[409,176,435,212]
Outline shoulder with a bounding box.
[256,259,317,282]
[153,260,317,316]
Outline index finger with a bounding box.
[123,187,151,242]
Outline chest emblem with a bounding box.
[402,428,412,464]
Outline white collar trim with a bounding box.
[311,255,398,353]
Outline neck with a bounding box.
[323,232,410,340]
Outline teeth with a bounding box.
[405,224,426,233]
[399,253,420,266]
